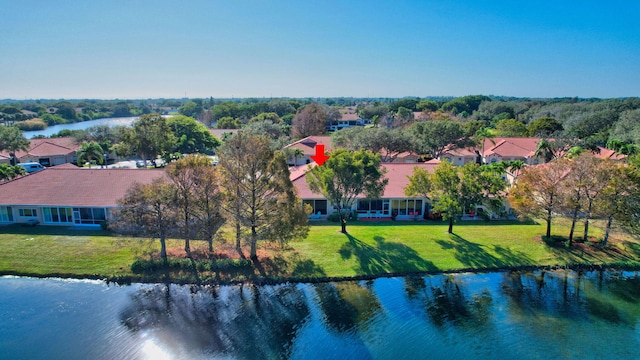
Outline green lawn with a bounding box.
[1,219,639,283]
[287,220,640,278]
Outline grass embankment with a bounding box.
[1,219,639,284]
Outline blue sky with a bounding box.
[1,0,638,99]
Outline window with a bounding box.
[303,200,328,215]
[390,199,423,216]
[43,207,73,224]
[73,207,107,225]
[18,208,37,217]
[0,207,13,222]
[357,199,389,214]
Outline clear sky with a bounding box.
[1,0,639,99]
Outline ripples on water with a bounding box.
[1,270,640,359]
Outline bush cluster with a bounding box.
[327,210,358,222]
[131,258,253,273]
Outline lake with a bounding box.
[22,116,169,138]
[1,270,639,359]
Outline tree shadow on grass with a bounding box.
[339,234,438,275]
[257,253,327,279]
[436,234,534,269]
[541,238,640,265]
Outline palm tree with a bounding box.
[0,126,30,165]
[292,148,305,166]
[474,127,495,164]
[0,164,26,182]
[504,159,525,183]
[76,141,104,168]
[473,127,496,164]
[534,138,559,163]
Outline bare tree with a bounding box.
[113,179,177,263]
[218,131,309,260]
[166,155,226,257]
[509,159,568,239]
[291,102,326,138]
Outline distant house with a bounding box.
[0,165,165,226]
[482,137,544,165]
[0,137,80,167]
[439,147,480,166]
[326,111,369,132]
[284,136,333,166]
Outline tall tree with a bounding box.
[127,113,176,165]
[577,155,610,243]
[560,156,589,245]
[410,120,466,159]
[404,166,432,200]
[594,161,638,246]
[291,102,326,138]
[76,141,105,168]
[218,131,308,260]
[528,117,563,137]
[113,179,176,263]
[165,155,226,256]
[422,162,505,234]
[0,126,30,165]
[331,127,413,162]
[192,160,226,254]
[306,149,388,233]
[509,159,567,239]
[165,155,199,257]
[167,115,220,154]
[534,138,566,163]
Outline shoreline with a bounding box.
[3,262,639,287]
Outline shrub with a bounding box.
[15,118,47,131]
[327,210,358,222]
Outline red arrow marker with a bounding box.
[310,144,330,166]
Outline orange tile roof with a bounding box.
[484,137,540,157]
[292,162,438,199]
[284,136,333,156]
[340,113,361,121]
[442,146,478,157]
[0,166,166,207]
[0,137,79,158]
[594,146,626,160]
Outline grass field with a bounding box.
[1,219,639,283]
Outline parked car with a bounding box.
[136,160,146,168]
[17,162,45,173]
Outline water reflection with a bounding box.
[3,270,640,359]
[404,275,493,329]
[120,283,310,359]
[312,281,382,334]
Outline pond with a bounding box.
[1,270,640,359]
[22,116,140,138]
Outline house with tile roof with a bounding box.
[284,136,333,166]
[291,162,438,220]
[0,164,165,226]
[326,110,369,132]
[0,137,80,167]
[439,147,480,166]
[482,137,544,165]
